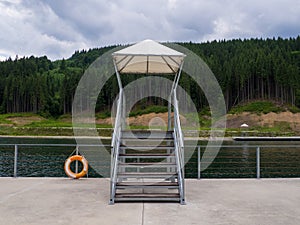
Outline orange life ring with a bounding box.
[64,155,88,179]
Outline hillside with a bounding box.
[0,101,300,136]
[98,111,300,134]
[0,111,299,136]
[227,111,300,132]
[0,37,299,118]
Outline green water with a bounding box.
[0,137,110,177]
[0,137,300,178]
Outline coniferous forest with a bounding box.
[0,37,299,117]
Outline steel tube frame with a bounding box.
[256,147,260,179]
[168,62,184,131]
[14,145,18,178]
[198,146,201,180]
[110,59,125,204]
[173,93,185,204]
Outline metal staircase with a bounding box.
[110,40,186,204]
[109,87,185,204]
[110,130,184,204]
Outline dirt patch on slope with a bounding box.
[3,110,294,132]
[226,111,300,131]
[7,116,44,126]
[97,112,188,127]
[97,111,300,132]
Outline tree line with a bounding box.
[0,37,299,117]
[181,37,300,110]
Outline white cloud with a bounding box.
[0,0,299,60]
[0,0,89,60]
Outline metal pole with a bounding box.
[113,60,123,90]
[122,92,126,129]
[75,145,79,174]
[14,145,18,178]
[167,98,172,131]
[256,146,260,179]
[198,146,201,179]
[174,62,184,90]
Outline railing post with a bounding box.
[198,146,201,180]
[75,145,79,174]
[256,146,260,179]
[167,99,172,131]
[14,145,18,178]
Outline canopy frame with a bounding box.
[112,39,185,130]
[112,39,185,75]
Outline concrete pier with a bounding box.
[0,178,299,225]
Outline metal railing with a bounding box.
[0,143,110,177]
[1,143,300,179]
[195,145,262,179]
[173,92,185,204]
[110,89,124,203]
[194,144,300,179]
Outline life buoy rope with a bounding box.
[64,155,88,179]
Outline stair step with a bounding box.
[119,153,175,159]
[119,162,176,168]
[118,172,177,178]
[120,145,174,149]
[116,182,179,189]
[111,129,183,204]
[121,137,174,141]
[120,146,174,150]
[115,193,180,202]
[122,130,173,139]
[120,140,174,145]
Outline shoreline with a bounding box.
[0,135,112,139]
[0,135,234,141]
[2,135,300,141]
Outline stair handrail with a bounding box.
[172,90,185,204]
[110,89,123,204]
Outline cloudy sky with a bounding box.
[0,0,299,61]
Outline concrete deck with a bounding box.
[0,178,299,225]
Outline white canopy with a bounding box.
[112,39,185,74]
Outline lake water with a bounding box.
[0,137,300,178]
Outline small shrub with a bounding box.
[96,111,111,119]
[229,101,283,114]
[288,105,300,113]
[129,105,168,117]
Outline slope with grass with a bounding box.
[226,101,300,134]
[0,101,300,136]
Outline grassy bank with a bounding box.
[0,113,109,136]
[0,101,300,137]
[0,126,295,137]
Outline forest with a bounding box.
[0,36,299,117]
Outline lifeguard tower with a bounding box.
[110,40,186,204]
